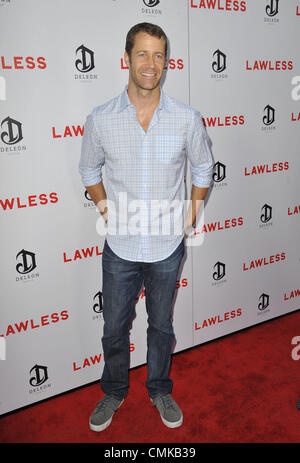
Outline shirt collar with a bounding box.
[119,86,131,112]
[118,85,171,113]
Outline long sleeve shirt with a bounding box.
[79,86,213,262]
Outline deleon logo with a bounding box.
[258,293,270,311]
[93,291,103,314]
[266,0,279,17]
[212,49,226,73]
[29,364,48,387]
[83,189,96,210]
[75,45,95,73]
[260,204,272,223]
[85,190,92,201]
[1,116,23,145]
[213,161,226,183]
[213,261,225,281]
[143,0,160,6]
[263,105,275,126]
[16,249,37,274]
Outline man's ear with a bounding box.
[124,51,130,68]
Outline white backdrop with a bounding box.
[1,0,299,415]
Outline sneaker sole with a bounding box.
[151,398,183,429]
[89,398,124,432]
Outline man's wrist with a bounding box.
[102,210,108,223]
[184,220,195,235]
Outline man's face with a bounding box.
[124,31,166,92]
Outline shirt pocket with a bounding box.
[155,134,185,164]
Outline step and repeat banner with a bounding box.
[1,0,299,415]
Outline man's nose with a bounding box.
[146,54,155,67]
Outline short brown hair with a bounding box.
[125,22,168,59]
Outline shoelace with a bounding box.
[160,394,176,410]
[95,395,115,411]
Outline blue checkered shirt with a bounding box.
[79,86,213,262]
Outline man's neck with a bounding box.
[127,83,160,113]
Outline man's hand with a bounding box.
[86,181,108,222]
[184,185,208,235]
[97,199,108,223]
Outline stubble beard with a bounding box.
[129,60,163,92]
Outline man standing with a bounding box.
[79,22,213,431]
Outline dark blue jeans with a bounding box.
[100,238,185,400]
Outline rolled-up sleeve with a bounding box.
[79,112,105,187]
[186,110,214,188]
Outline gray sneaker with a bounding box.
[151,393,183,428]
[89,394,124,432]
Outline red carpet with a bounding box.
[1,310,300,443]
